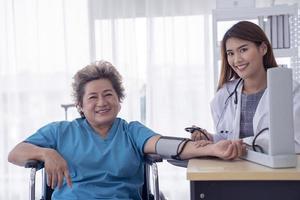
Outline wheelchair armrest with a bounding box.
[144,154,163,164]
[145,153,187,167]
[25,160,44,170]
[25,160,47,200]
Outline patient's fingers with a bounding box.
[227,142,238,160]
[242,143,247,155]
[47,172,52,187]
[228,140,244,159]
[57,171,64,189]
[229,140,243,158]
[64,170,73,188]
[221,142,234,160]
[50,172,57,189]
[236,140,244,157]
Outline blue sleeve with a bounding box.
[127,121,158,155]
[24,122,59,149]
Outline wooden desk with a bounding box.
[187,156,300,200]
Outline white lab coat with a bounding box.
[210,78,300,153]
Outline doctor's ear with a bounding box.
[260,42,268,55]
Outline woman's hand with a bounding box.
[211,139,245,160]
[43,149,72,189]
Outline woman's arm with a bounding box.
[8,142,72,189]
[144,135,244,160]
[179,139,244,160]
[8,142,47,166]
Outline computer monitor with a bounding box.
[242,67,297,168]
[268,67,294,155]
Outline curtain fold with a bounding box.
[0,0,89,199]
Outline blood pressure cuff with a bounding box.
[155,136,191,160]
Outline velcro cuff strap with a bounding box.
[155,136,189,160]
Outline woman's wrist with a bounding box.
[40,147,54,162]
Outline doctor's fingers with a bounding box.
[191,131,207,141]
[191,131,200,141]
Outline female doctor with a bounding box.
[191,21,300,153]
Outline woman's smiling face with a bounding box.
[81,78,120,134]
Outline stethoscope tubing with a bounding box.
[216,78,243,132]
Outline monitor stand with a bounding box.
[243,149,297,168]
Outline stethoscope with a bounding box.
[215,78,243,132]
[214,78,267,153]
[184,78,243,140]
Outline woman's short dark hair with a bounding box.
[218,21,278,90]
[72,60,125,117]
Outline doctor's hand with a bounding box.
[190,125,213,141]
[211,139,245,160]
[42,148,73,189]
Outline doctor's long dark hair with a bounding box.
[218,21,278,91]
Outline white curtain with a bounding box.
[0,0,89,199]
[1,0,216,199]
[90,0,216,132]
[90,0,216,199]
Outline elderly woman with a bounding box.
[8,61,244,199]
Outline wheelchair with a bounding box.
[25,104,167,200]
[25,153,165,200]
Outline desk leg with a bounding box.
[190,180,300,200]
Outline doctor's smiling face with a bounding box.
[225,37,267,80]
[217,21,278,90]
